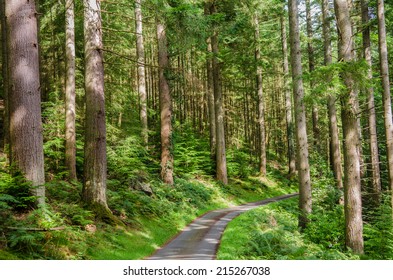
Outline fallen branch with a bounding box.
[6,226,66,232]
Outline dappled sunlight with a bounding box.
[149,194,297,260]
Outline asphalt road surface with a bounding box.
[148,193,298,260]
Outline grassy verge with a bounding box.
[0,165,296,260]
[87,171,296,260]
[217,197,358,260]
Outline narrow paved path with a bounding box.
[148,193,298,260]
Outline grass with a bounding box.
[217,197,358,260]
[86,170,296,260]
[1,126,298,261]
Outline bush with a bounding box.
[303,205,346,251]
[173,124,214,176]
[363,196,393,259]
[0,170,36,211]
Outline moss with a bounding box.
[0,250,19,260]
[87,202,124,227]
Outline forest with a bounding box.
[0,0,393,260]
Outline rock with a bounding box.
[85,224,96,233]
[134,182,154,196]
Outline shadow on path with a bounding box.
[148,193,298,260]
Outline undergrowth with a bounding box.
[218,153,393,260]
[0,122,294,260]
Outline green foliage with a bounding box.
[304,205,345,251]
[227,148,255,178]
[46,180,94,227]
[218,199,357,260]
[173,124,214,176]
[363,196,393,260]
[3,205,66,259]
[0,169,36,211]
[306,59,371,105]
[107,132,155,182]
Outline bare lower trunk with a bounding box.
[210,3,227,185]
[361,0,381,203]
[377,0,393,213]
[288,0,312,229]
[157,19,174,185]
[281,15,296,176]
[322,0,343,191]
[65,0,77,180]
[135,0,148,148]
[1,0,9,157]
[6,0,45,206]
[306,0,320,152]
[204,3,216,161]
[254,14,266,176]
[83,0,108,208]
[334,0,364,254]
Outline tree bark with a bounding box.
[65,0,77,180]
[376,0,393,213]
[6,0,45,206]
[156,18,174,185]
[361,0,381,204]
[204,3,216,161]
[334,0,364,254]
[210,2,228,185]
[305,0,320,152]
[322,0,344,191]
[0,0,9,157]
[254,14,266,176]
[135,0,148,148]
[83,0,109,208]
[281,14,296,177]
[288,0,312,229]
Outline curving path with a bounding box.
[148,193,298,260]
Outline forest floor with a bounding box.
[148,193,298,260]
[1,164,300,260]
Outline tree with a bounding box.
[157,17,174,185]
[288,0,312,229]
[376,0,393,213]
[135,0,148,148]
[0,0,8,156]
[6,0,45,206]
[65,0,77,180]
[83,0,110,210]
[305,0,320,152]
[210,1,228,185]
[321,0,343,191]
[280,13,296,177]
[254,13,266,176]
[334,0,364,254]
[361,0,381,203]
[204,2,216,161]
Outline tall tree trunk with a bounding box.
[322,0,343,191]
[6,0,45,206]
[156,19,174,185]
[135,0,148,148]
[361,0,381,204]
[254,14,266,176]
[1,0,9,158]
[211,3,228,185]
[83,0,109,210]
[204,3,216,161]
[334,0,364,254]
[288,0,312,229]
[281,14,296,177]
[65,0,77,180]
[376,0,393,213]
[305,0,320,152]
